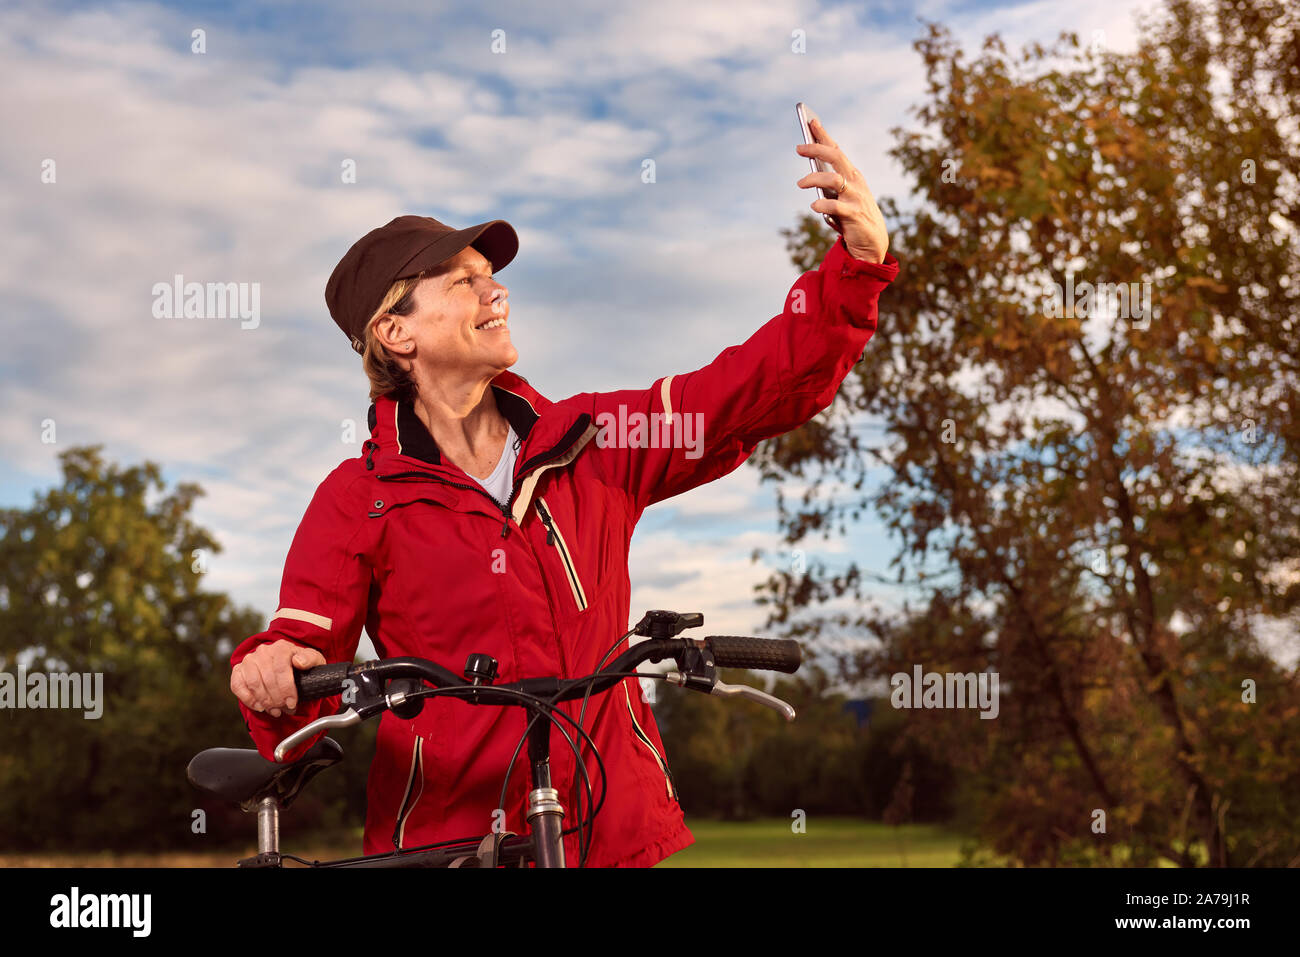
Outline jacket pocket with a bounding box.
[392,733,425,850]
[535,496,588,612]
[622,680,676,803]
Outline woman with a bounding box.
[229,117,897,867]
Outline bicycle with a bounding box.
[188,609,803,867]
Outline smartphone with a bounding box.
[796,102,841,233]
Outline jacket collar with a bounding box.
[365,370,597,521]
[367,370,544,468]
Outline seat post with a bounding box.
[257,796,281,855]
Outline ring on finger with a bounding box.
[837,173,848,194]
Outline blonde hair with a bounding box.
[361,273,426,403]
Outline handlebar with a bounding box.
[277,614,802,762]
[295,662,351,700]
[292,637,800,702]
[705,636,803,672]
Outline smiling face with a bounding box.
[374,245,517,390]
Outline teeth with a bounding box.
[476,318,506,330]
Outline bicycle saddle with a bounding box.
[187,737,344,811]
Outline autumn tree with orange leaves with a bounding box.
[759,0,1300,866]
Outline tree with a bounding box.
[754,0,1300,866]
[0,445,370,851]
[651,665,956,820]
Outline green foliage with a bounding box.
[652,665,955,821]
[0,445,359,851]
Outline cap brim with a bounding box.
[396,219,519,280]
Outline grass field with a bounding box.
[0,819,976,867]
[657,818,971,867]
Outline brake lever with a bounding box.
[712,681,797,722]
[273,672,420,761]
[663,670,797,722]
[274,709,362,762]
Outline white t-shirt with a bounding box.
[469,424,519,507]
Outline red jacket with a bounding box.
[230,236,898,866]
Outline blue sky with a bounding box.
[0,0,1155,660]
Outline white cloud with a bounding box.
[0,0,1169,651]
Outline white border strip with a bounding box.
[271,607,333,631]
[623,681,674,800]
[660,374,675,420]
[510,422,599,524]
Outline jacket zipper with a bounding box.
[534,496,588,612]
[622,681,676,802]
[504,417,594,513]
[392,734,425,850]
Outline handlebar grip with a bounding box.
[706,637,802,674]
[294,663,352,701]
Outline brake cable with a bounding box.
[493,625,635,867]
[499,666,676,867]
[399,683,600,867]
